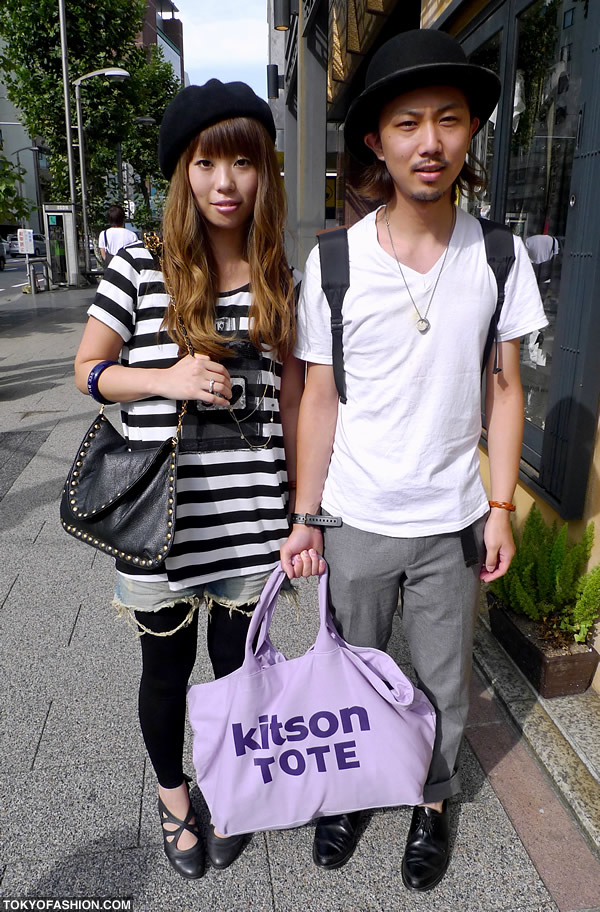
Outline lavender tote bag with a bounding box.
[187,564,436,836]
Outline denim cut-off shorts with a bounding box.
[112,570,270,630]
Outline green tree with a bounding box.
[119,45,179,231]
[0,154,32,223]
[0,0,178,229]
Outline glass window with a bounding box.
[467,32,502,219]
[508,0,583,432]
[157,35,182,83]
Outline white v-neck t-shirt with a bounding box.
[295,206,547,537]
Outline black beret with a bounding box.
[158,79,276,179]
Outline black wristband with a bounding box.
[290,512,342,528]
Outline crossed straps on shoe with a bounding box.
[159,797,200,849]
[158,781,205,880]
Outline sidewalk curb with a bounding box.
[473,616,600,856]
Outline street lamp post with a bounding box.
[58,0,77,214]
[73,66,129,273]
[130,116,157,220]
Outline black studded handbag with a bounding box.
[59,405,182,569]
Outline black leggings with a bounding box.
[136,600,253,789]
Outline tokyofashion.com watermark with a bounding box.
[1,901,133,911]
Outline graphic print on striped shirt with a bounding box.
[88,243,291,590]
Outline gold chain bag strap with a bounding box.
[60,233,187,568]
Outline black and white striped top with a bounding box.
[88,242,291,590]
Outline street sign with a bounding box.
[17,228,34,254]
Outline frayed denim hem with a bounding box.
[205,595,257,617]
[205,578,298,617]
[111,595,201,638]
[111,570,299,636]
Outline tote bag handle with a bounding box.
[242,564,421,710]
[242,563,339,672]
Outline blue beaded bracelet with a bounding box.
[87,360,118,404]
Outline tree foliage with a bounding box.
[0,0,179,228]
[0,154,32,223]
[119,45,178,230]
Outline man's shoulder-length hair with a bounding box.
[353,155,487,205]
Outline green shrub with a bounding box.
[489,504,599,645]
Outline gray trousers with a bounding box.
[322,514,487,804]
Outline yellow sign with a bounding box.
[421,0,454,28]
[326,176,336,208]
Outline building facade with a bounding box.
[276,0,600,689]
[140,0,185,84]
[0,49,47,236]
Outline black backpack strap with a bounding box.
[318,228,350,403]
[478,217,516,375]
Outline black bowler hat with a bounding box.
[158,79,276,180]
[344,29,501,164]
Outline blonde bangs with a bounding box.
[193,118,267,163]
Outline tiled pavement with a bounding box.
[1,285,599,912]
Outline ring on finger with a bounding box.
[209,378,215,394]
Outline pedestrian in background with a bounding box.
[281,29,547,891]
[98,204,138,266]
[74,80,303,880]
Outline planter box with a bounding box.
[487,595,600,698]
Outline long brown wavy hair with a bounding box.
[161,117,295,361]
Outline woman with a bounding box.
[74,80,303,880]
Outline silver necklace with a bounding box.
[384,205,456,335]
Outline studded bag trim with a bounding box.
[60,408,179,569]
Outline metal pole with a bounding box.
[116,141,124,203]
[15,151,26,228]
[26,252,36,298]
[58,0,77,209]
[75,82,91,274]
[296,1,327,266]
[31,147,41,230]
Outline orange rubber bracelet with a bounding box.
[288,480,297,490]
[489,500,516,512]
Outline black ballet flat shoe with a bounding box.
[312,812,363,869]
[158,790,205,880]
[205,825,248,869]
[401,802,450,892]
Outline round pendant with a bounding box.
[416,318,431,334]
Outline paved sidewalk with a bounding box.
[1,286,599,912]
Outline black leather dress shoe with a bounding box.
[312,812,362,869]
[401,803,450,891]
[205,825,247,869]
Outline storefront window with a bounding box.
[508,0,582,430]
[467,32,502,219]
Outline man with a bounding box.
[281,29,547,891]
[98,204,138,265]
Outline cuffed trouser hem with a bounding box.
[422,769,461,804]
